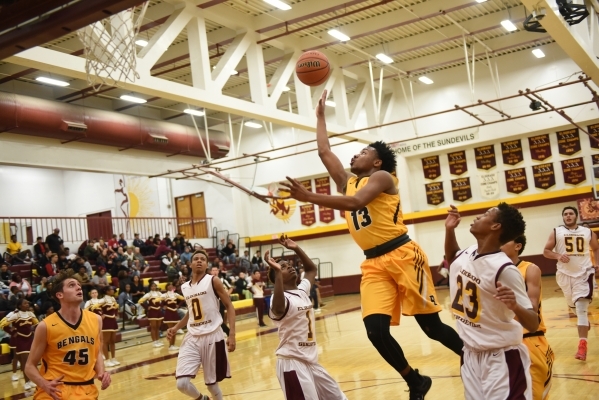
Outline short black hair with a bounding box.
[494,202,526,245]
[192,249,209,261]
[369,141,397,174]
[514,235,526,255]
[562,206,578,217]
[267,259,288,284]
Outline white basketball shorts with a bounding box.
[276,357,347,400]
[556,270,594,307]
[461,343,532,400]
[175,328,230,385]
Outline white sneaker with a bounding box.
[137,314,146,319]
[11,373,19,381]
[111,358,120,365]
[157,341,164,347]
[314,309,322,314]
[168,345,179,351]
[105,360,115,367]
[153,341,162,348]
[24,381,33,391]
[28,381,37,387]
[177,329,184,335]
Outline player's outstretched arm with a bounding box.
[524,264,542,313]
[495,269,539,333]
[94,314,111,390]
[279,235,317,286]
[590,231,599,272]
[213,276,236,352]
[444,204,461,263]
[281,170,394,211]
[266,256,287,318]
[25,322,64,400]
[316,89,352,192]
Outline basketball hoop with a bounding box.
[77,2,149,91]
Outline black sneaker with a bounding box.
[408,371,432,400]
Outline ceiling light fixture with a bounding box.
[135,39,148,47]
[120,95,147,104]
[184,109,205,116]
[263,0,291,10]
[230,70,239,76]
[476,0,488,3]
[328,29,351,42]
[418,76,434,85]
[325,100,336,107]
[244,121,263,128]
[375,53,394,64]
[501,20,518,32]
[36,77,69,87]
[532,48,545,58]
[282,86,291,92]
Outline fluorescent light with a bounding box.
[282,86,291,92]
[184,109,205,116]
[476,0,488,3]
[120,95,147,104]
[418,76,434,85]
[36,77,69,87]
[501,20,517,32]
[325,100,336,107]
[230,70,238,76]
[532,48,545,58]
[263,0,291,10]
[375,53,394,64]
[135,39,148,47]
[244,121,262,129]
[328,29,351,42]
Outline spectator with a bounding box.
[115,247,127,264]
[73,265,94,300]
[63,247,77,261]
[130,259,142,278]
[217,238,226,259]
[45,253,59,278]
[145,236,156,256]
[45,228,64,254]
[110,259,128,279]
[154,240,170,258]
[6,234,33,264]
[94,238,107,252]
[84,240,99,261]
[1,261,12,285]
[165,261,180,283]
[56,252,70,271]
[234,271,250,300]
[92,267,109,292]
[95,248,109,268]
[130,275,145,303]
[0,279,10,296]
[35,277,48,297]
[118,233,127,248]
[251,250,264,271]
[179,232,191,250]
[133,247,145,264]
[124,247,135,263]
[77,240,88,257]
[37,282,58,315]
[161,251,174,273]
[7,286,22,310]
[164,232,172,247]
[118,283,144,320]
[179,246,192,265]
[33,237,48,260]
[250,270,266,327]
[222,240,236,265]
[133,233,145,252]
[108,234,119,250]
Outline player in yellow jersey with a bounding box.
[25,270,111,400]
[282,90,463,400]
[502,236,554,400]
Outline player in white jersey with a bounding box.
[543,206,599,361]
[266,235,347,400]
[445,203,539,400]
[166,249,236,400]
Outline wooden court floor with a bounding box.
[1,276,598,399]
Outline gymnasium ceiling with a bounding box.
[0,0,562,128]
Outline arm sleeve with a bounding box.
[497,267,533,310]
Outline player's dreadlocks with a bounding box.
[514,235,527,255]
[369,141,397,174]
[495,202,526,245]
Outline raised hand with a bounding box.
[445,204,461,230]
[316,89,327,119]
[280,177,311,202]
[265,255,282,272]
[279,234,298,250]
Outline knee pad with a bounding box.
[176,377,201,398]
[575,299,590,326]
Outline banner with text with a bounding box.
[425,182,445,206]
[315,177,331,195]
[448,150,468,175]
[479,172,499,199]
[588,123,599,149]
[501,139,524,166]
[300,204,316,227]
[529,134,552,161]
[561,157,586,185]
[422,155,441,180]
[532,163,556,190]
[474,145,496,170]
[504,168,528,194]
[319,206,335,224]
[451,177,472,202]
[392,131,478,156]
[556,128,581,156]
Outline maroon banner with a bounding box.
[474,145,496,170]
[300,204,316,226]
[532,163,556,190]
[588,123,599,149]
[561,157,586,185]
[592,154,599,165]
[422,156,441,180]
[300,179,312,192]
[504,168,528,194]
[448,151,467,175]
[451,177,472,202]
[425,182,444,206]
[501,139,524,166]
[315,177,331,195]
[340,210,346,219]
[556,128,581,156]
[528,134,552,161]
[319,206,335,224]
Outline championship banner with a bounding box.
[315,177,331,195]
[319,206,335,224]
[479,172,499,199]
[425,182,444,206]
[300,204,316,227]
[532,163,556,190]
[474,145,496,170]
[588,123,599,149]
[340,210,346,219]
[556,128,581,156]
[451,177,472,202]
[300,179,312,192]
[561,157,586,185]
[422,155,441,180]
[528,134,552,161]
[501,139,524,166]
[592,155,599,179]
[504,168,528,194]
[448,150,468,176]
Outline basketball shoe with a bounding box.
[408,370,432,400]
[575,339,587,361]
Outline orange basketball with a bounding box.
[295,51,331,87]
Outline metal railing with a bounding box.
[0,216,213,245]
[318,262,333,286]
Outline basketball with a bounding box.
[295,51,331,87]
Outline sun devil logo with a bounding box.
[269,191,296,223]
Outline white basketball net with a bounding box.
[77,2,149,91]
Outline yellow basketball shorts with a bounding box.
[523,335,554,400]
[34,383,99,400]
[360,240,442,325]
